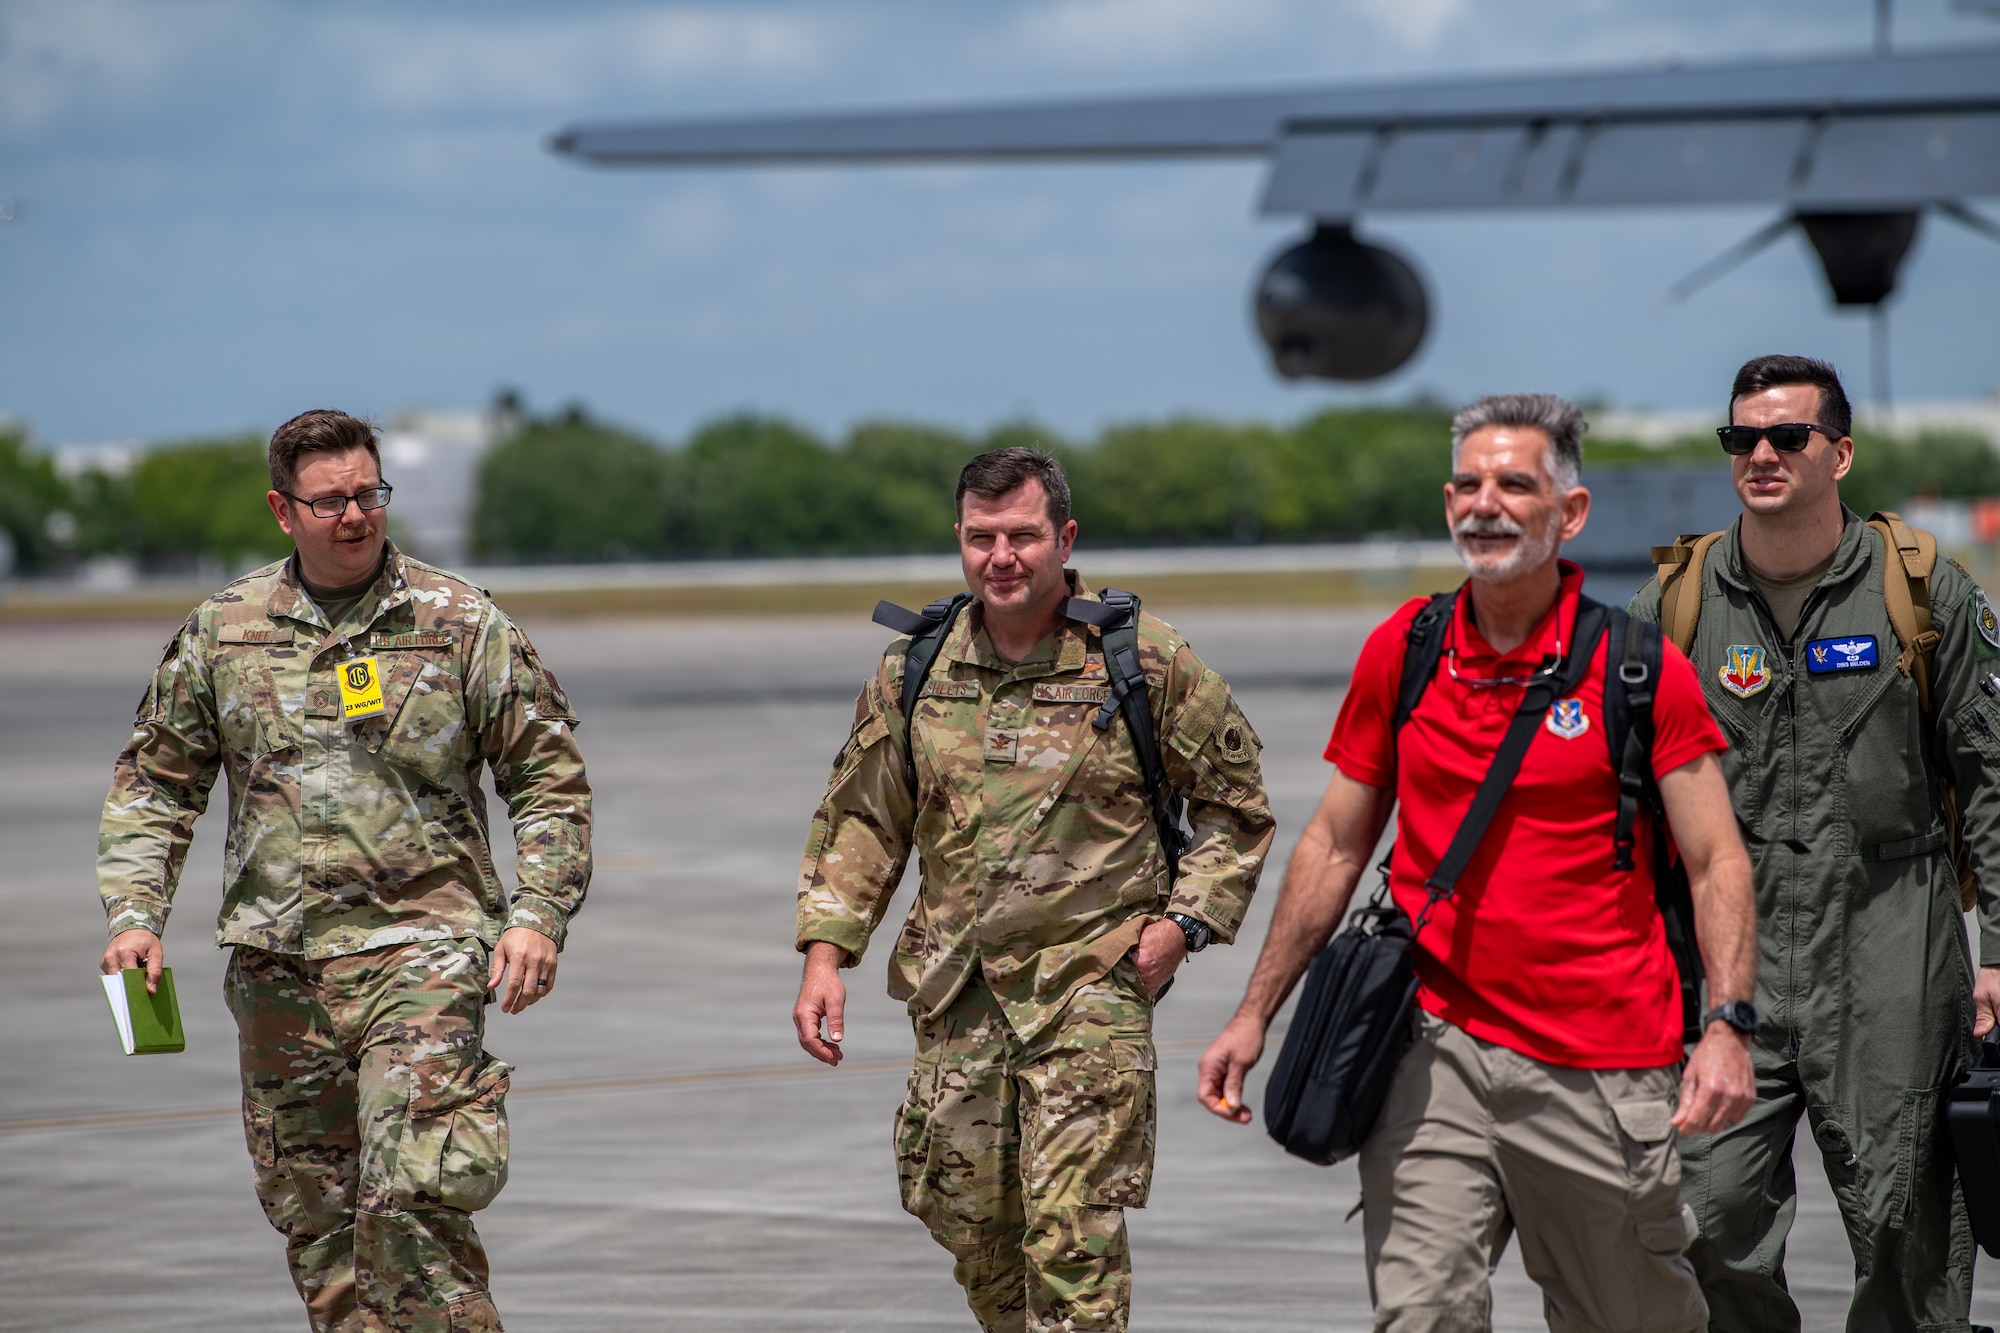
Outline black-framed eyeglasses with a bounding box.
[1715,423,1841,456]
[282,483,393,519]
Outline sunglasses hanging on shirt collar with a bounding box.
[1715,422,1842,455]
[1443,615,1565,689]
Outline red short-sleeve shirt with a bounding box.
[1325,563,1727,1069]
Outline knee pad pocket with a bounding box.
[394,1052,512,1213]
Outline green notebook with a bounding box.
[101,967,186,1055]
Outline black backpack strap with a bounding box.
[1604,606,1658,873]
[1392,590,1458,735]
[1419,597,1609,915]
[1061,589,1192,883]
[873,593,974,793]
[1601,605,1704,1040]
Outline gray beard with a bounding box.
[1453,515,1561,582]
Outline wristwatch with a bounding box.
[1702,1000,1759,1037]
[1165,912,1212,954]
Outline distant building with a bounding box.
[379,409,496,570]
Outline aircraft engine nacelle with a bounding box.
[1253,223,1429,381]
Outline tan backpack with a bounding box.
[1651,512,1974,912]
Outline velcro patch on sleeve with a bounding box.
[1032,683,1113,704]
[919,679,981,699]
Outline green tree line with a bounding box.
[4,410,1998,574]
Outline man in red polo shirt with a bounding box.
[1198,393,1757,1331]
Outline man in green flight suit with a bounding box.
[95,409,592,1332]
[791,447,1276,1332]
[1630,355,2000,1331]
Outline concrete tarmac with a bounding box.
[3,602,1995,1331]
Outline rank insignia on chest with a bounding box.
[1719,645,1771,698]
[1545,698,1590,739]
[1805,635,1878,674]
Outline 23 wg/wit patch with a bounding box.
[337,656,387,721]
[1974,591,2000,660]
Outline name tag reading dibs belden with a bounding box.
[338,655,387,722]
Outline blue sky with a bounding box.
[3,0,1998,448]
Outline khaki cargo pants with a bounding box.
[895,964,1156,1333]
[227,938,511,1333]
[1358,1012,1706,1333]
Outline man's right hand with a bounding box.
[794,941,849,1066]
[102,929,164,994]
[1197,1014,1267,1124]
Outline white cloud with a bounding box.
[1347,0,1470,51]
[332,7,845,111]
[643,187,731,256]
[1003,0,1289,68]
[0,0,235,131]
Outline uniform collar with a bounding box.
[1715,506,1868,593]
[946,569,1092,677]
[1450,560,1584,672]
[269,540,413,637]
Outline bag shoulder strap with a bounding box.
[1652,530,1726,657]
[1060,589,1191,881]
[872,592,975,792]
[1866,511,1942,711]
[1392,590,1458,735]
[1602,605,1664,872]
[1421,596,1610,909]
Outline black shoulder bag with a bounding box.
[1263,592,1609,1166]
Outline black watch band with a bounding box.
[1165,912,1212,954]
[1702,1000,1759,1036]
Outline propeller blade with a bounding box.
[1937,199,2000,244]
[1667,212,1798,303]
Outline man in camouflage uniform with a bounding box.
[791,447,1275,1332]
[1631,356,2000,1331]
[96,409,591,1333]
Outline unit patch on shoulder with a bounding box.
[1545,698,1590,739]
[919,679,981,699]
[1219,721,1253,763]
[1805,635,1878,674]
[1975,591,2000,659]
[1718,645,1772,699]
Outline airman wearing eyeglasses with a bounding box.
[1630,354,2000,1331]
[94,409,591,1332]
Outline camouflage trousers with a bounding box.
[895,961,1157,1333]
[226,938,511,1333]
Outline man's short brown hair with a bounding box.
[268,409,382,492]
[955,447,1071,527]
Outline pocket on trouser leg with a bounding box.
[243,1099,317,1240]
[1607,1098,1707,1333]
[1082,1039,1156,1210]
[393,1053,512,1213]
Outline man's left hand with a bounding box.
[1672,1024,1755,1135]
[1132,919,1189,999]
[488,927,560,1014]
[1974,965,2000,1038]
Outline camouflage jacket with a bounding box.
[796,574,1276,1040]
[98,542,592,959]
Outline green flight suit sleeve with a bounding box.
[796,651,919,966]
[1628,576,1664,623]
[469,612,593,948]
[1927,560,2000,966]
[96,616,222,938]
[1155,644,1277,946]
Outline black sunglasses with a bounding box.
[1715,423,1842,455]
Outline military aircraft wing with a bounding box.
[551,45,2000,212]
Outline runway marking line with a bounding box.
[0,1040,1205,1136]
